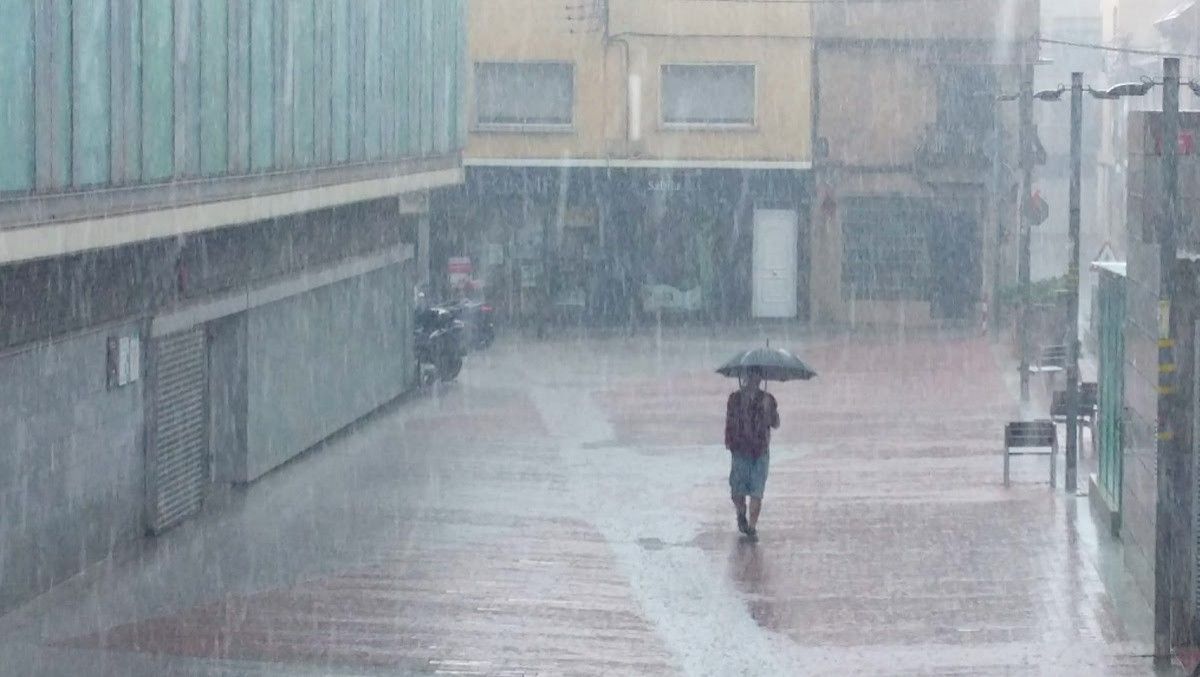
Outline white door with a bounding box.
[752,209,798,318]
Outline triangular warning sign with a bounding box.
[1094,241,1117,262]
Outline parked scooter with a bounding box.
[446,299,496,350]
[413,304,465,384]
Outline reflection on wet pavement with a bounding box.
[0,332,1166,675]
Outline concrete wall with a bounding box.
[1,198,410,354]
[1122,239,1160,606]
[1120,110,1200,637]
[0,199,425,613]
[812,0,1037,40]
[209,315,248,484]
[1167,260,1200,640]
[817,50,938,170]
[804,0,1039,328]
[0,322,144,611]
[806,41,1012,324]
[243,262,414,481]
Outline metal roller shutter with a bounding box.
[147,327,209,534]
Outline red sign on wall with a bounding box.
[1153,130,1196,156]
[448,256,473,288]
[1023,190,1050,226]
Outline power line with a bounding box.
[584,0,1200,60]
[659,0,985,4]
[1040,37,1200,61]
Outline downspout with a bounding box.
[609,37,633,148]
[601,1,635,154]
[608,35,635,327]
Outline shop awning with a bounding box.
[1090,261,1128,277]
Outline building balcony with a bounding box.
[913,126,992,182]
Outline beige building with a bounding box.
[467,0,812,164]
[436,0,814,323]
[810,1,1038,325]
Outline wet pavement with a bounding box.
[0,329,1169,675]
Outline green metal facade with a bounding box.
[0,0,464,194]
[1096,269,1127,525]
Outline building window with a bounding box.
[475,61,573,128]
[841,198,932,301]
[661,64,755,127]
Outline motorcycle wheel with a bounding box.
[475,326,495,350]
[419,363,437,387]
[437,353,463,381]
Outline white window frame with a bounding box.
[659,62,758,130]
[473,60,575,133]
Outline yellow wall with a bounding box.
[466,0,812,163]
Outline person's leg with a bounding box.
[731,494,747,515]
[747,453,769,531]
[748,497,763,528]
[730,455,748,515]
[732,494,749,533]
[731,455,753,534]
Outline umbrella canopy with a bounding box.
[717,347,817,382]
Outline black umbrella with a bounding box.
[717,346,817,382]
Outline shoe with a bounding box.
[736,513,749,534]
[745,526,758,541]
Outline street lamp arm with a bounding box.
[1102,81,1156,98]
[1034,87,1066,101]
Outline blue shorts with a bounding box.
[729,452,769,498]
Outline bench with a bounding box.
[1004,420,1058,488]
[1050,382,1099,454]
[1050,382,1098,422]
[1027,344,1068,387]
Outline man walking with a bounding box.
[724,368,779,540]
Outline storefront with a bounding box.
[433,165,812,325]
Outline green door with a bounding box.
[1096,270,1126,531]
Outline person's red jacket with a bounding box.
[725,389,779,458]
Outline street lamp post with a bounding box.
[990,111,1005,337]
[994,74,1035,402]
[999,74,1153,494]
[1152,56,1181,666]
[1028,76,1085,494]
[1018,75,1034,403]
[1064,72,1083,494]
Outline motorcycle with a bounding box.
[413,305,465,384]
[446,299,496,350]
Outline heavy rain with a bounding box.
[1,0,1199,675]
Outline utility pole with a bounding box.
[1064,73,1083,493]
[1152,56,1180,665]
[1018,70,1034,402]
[990,111,1004,337]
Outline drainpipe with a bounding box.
[609,37,633,148]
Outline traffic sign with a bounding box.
[1023,190,1050,226]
